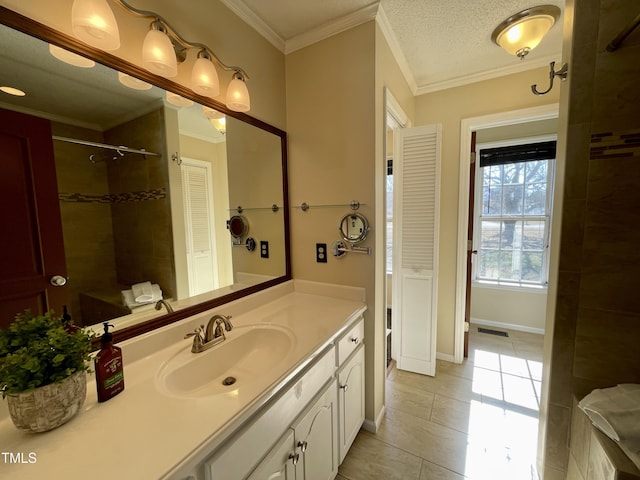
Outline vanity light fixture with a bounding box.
[118,72,152,90]
[491,5,560,59]
[70,0,251,111]
[71,0,120,51]
[49,44,96,68]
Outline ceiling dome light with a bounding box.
[492,5,560,59]
[226,71,250,112]
[49,44,95,68]
[166,91,193,107]
[118,72,152,91]
[0,86,26,96]
[142,22,178,77]
[210,117,226,134]
[71,0,120,51]
[192,50,220,98]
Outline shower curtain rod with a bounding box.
[52,135,161,157]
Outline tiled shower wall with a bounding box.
[544,0,640,478]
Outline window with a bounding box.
[473,138,555,288]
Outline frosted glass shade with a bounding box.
[118,72,152,91]
[143,29,178,77]
[495,16,556,57]
[226,75,250,112]
[166,91,193,107]
[192,57,220,97]
[71,0,120,51]
[202,106,224,119]
[49,44,95,68]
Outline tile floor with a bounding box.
[338,324,544,480]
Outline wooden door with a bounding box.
[463,132,477,357]
[0,108,67,328]
[392,124,441,376]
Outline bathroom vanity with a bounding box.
[0,281,366,480]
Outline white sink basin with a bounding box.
[156,324,295,398]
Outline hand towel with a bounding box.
[579,384,640,453]
[132,281,153,303]
[122,284,163,308]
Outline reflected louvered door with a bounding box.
[181,158,218,296]
[392,124,441,376]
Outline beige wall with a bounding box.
[541,0,640,477]
[286,21,379,422]
[414,69,560,357]
[471,286,547,332]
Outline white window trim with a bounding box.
[472,134,556,289]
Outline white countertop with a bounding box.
[0,281,366,479]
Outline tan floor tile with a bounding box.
[386,378,434,421]
[338,430,422,480]
[390,368,478,404]
[436,358,476,380]
[377,407,470,475]
[419,459,467,479]
[430,394,473,433]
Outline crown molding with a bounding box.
[375,5,417,94]
[219,0,286,52]
[415,54,559,95]
[285,3,379,54]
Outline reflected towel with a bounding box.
[121,284,162,308]
[579,384,640,453]
[132,281,153,303]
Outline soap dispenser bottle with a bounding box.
[94,322,125,402]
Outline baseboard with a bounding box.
[362,405,386,433]
[471,317,545,335]
[436,352,456,363]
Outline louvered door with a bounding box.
[181,158,218,296]
[392,124,441,376]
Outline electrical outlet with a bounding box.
[260,241,269,258]
[316,243,327,263]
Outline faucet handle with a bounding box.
[184,326,204,341]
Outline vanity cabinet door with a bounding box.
[293,379,338,480]
[337,344,365,463]
[247,429,297,480]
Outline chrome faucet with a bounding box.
[184,314,233,353]
[154,299,174,313]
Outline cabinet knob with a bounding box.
[339,384,349,392]
[297,440,308,452]
[288,452,300,465]
[350,337,359,344]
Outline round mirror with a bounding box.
[228,215,249,239]
[339,212,369,244]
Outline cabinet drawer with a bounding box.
[337,317,364,366]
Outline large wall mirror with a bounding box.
[0,7,290,344]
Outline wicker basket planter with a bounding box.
[6,371,87,433]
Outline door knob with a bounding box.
[50,275,67,287]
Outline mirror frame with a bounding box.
[0,6,291,346]
[339,212,369,245]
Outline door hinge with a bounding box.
[467,240,473,251]
[470,152,476,164]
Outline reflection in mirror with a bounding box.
[0,13,289,338]
[339,213,370,244]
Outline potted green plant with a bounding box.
[0,310,96,432]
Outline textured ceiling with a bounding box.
[225,0,565,92]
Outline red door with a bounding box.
[0,108,68,328]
